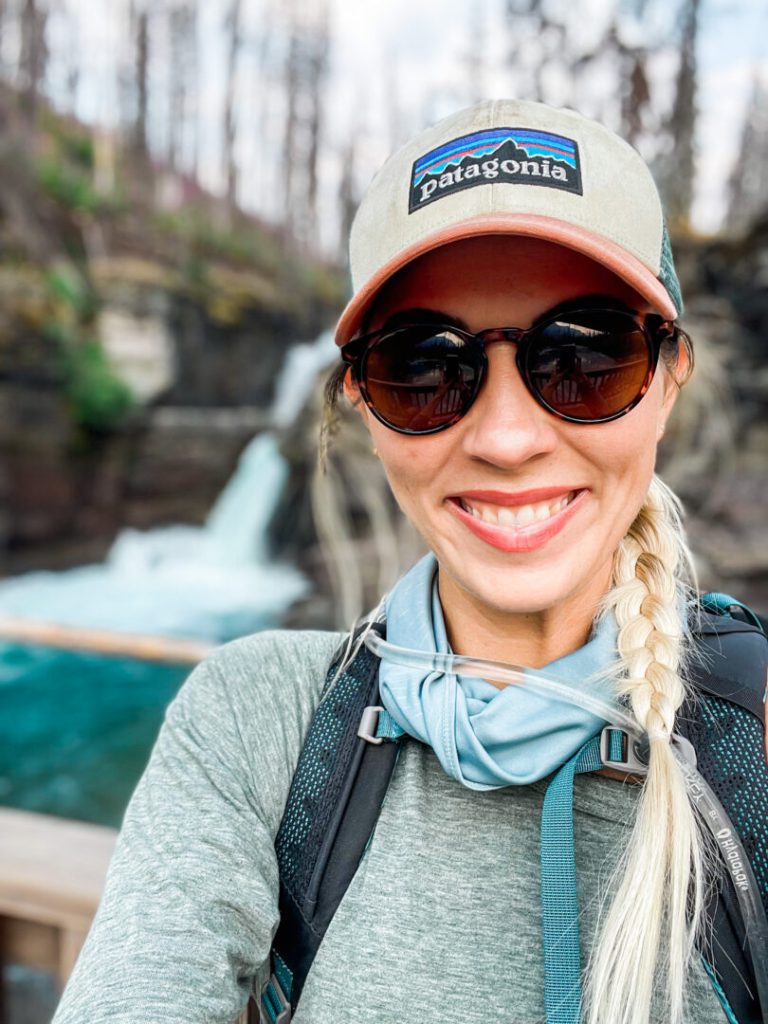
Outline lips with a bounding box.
[446,487,588,553]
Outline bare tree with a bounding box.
[223,0,243,214]
[18,0,49,125]
[168,1,197,174]
[597,20,651,148]
[304,1,329,243]
[726,76,768,235]
[0,0,7,76]
[280,0,331,246]
[337,132,359,265]
[660,0,701,228]
[132,3,150,159]
[282,4,301,236]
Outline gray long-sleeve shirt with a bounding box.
[52,629,725,1023]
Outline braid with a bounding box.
[585,475,712,1024]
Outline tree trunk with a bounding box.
[662,0,700,228]
[223,0,243,216]
[305,3,330,246]
[282,20,301,237]
[726,77,768,235]
[19,0,48,127]
[133,7,150,158]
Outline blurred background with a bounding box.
[0,0,766,1019]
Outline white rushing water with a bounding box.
[0,332,338,642]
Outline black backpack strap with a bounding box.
[691,609,767,720]
[682,609,768,1023]
[260,621,399,1022]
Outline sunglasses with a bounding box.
[340,305,685,435]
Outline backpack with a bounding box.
[253,600,768,1024]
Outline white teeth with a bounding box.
[516,505,535,525]
[459,492,574,528]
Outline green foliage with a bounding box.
[154,209,287,278]
[37,157,101,213]
[40,110,95,170]
[61,338,134,432]
[61,131,95,170]
[43,264,133,433]
[46,264,97,319]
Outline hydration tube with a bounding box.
[364,631,768,1021]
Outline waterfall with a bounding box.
[204,433,289,565]
[0,331,338,642]
[270,329,336,429]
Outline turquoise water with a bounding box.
[0,643,190,828]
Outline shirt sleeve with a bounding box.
[52,629,342,1024]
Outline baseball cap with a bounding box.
[335,98,683,346]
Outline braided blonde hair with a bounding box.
[585,474,713,1024]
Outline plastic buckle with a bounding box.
[357,705,384,745]
[260,972,292,1024]
[599,727,649,774]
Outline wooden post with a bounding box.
[0,809,117,994]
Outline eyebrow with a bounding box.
[375,295,635,335]
[531,293,635,325]
[376,307,470,332]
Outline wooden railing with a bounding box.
[0,807,117,1009]
[0,617,212,665]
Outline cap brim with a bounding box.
[335,213,677,345]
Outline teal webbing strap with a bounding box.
[701,958,741,1024]
[260,950,293,1023]
[375,708,405,741]
[701,591,765,633]
[540,733,621,1024]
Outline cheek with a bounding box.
[581,387,663,511]
[369,422,448,514]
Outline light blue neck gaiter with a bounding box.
[378,553,621,791]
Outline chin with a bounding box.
[446,558,595,618]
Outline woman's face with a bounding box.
[347,235,680,628]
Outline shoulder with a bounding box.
[163,629,347,824]
[174,627,346,728]
[197,627,346,695]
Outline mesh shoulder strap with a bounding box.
[260,622,400,1021]
[683,612,768,1024]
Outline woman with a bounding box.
[53,100,767,1024]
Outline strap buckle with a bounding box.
[357,705,385,745]
[260,972,291,1024]
[599,727,698,774]
[599,727,649,774]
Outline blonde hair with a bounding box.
[585,474,713,1024]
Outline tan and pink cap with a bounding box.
[335,98,683,346]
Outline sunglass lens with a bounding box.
[363,327,480,433]
[527,311,653,421]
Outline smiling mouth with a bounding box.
[454,491,577,529]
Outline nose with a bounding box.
[459,343,560,467]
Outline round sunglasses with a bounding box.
[340,306,685,435]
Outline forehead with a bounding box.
[364,235,649,331]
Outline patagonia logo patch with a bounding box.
[409,127,582,212]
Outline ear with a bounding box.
[657,365,681,439]
[342,367,371,425]
[342,366,361,404]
